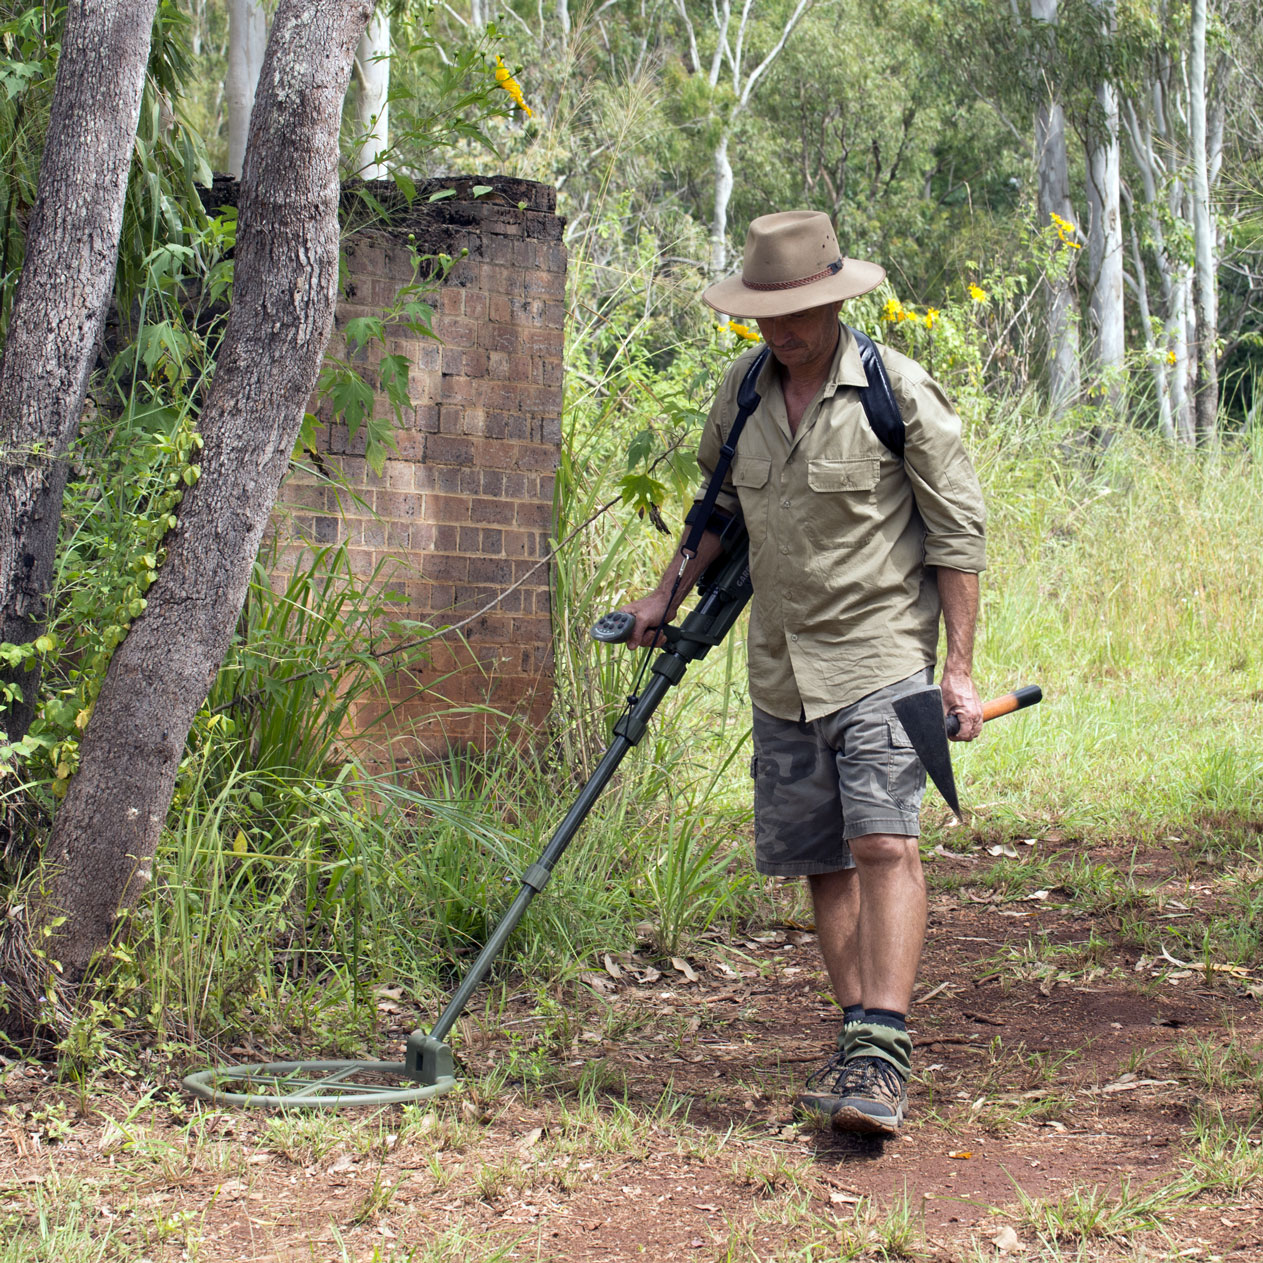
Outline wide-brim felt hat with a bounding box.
[703,211,885,318]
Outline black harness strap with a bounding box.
[681,346,770,560]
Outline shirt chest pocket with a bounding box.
[803,457,883,548]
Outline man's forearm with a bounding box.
[936,567,982,740]
[936,568,979,673]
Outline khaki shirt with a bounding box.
[695,324,986,722]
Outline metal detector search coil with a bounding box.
[182,516,754,1109]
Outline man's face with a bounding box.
[755,301,843,371]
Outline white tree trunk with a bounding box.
[1031,0,1080,416]
[1085,1,1125,420]
[226,0,267,181]
[352,10,390,179]
[1190,0,1218,447]
[710,131,733,278]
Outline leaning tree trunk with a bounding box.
[1189,0,1218,449]
[36,0,375,983]
[0,0,159,746]
[225,0,267,180]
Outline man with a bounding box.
[619,211,986,1136]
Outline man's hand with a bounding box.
[618,592,673,649]
[941,665,982,741]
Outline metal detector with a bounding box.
[182,516,754,1108]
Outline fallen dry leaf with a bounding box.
[948,1150,973,1160]
[992,1224,1023,1254]
[671,956,699,982]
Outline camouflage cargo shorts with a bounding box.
[751,668,932,877]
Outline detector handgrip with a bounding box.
[591,610,637,644]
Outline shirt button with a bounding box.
[790,634,799,642]
[780,545,789,555]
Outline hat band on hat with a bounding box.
[743,258,845,292]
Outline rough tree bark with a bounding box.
[226,0,267,181]
[35,0,375,983]
[0,0,159,746]
[1084,0,1125,423]
[351,10,390,179]
[1189,0,1218,448]
[1030,0,1081,418]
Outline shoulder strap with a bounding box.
[681,346,769,558]
[848,326,905,458]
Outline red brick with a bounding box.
[469,496,516,525]
[426,493,472,524]
[375,490,421,520]
[459,407,489,436]
[426,435,475,466]
[422,553,469,581]
[438,315,476,347]
[516,501,552,528]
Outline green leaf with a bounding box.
[428,188,456,202]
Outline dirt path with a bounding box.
[4,838,1263,1261]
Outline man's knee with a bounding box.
[848,832,921,870]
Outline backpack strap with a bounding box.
[849,326,905,458]
[681,346,769,558]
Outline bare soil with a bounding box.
[3,836,1262,1261]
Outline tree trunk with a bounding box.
[226,0,267,181]
[0,0,159,747]
[37,0,374,982]
[351,10,390,179]
[710,130,733,279]
[1189,0,1218,448]
[1031,0,1080,417]
[1084,0,1125,426]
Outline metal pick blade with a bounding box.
[893,685,961,818]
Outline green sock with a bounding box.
[839,1003,866,1056]
[846,1021,912,1078]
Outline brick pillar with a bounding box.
[274,177,565,763]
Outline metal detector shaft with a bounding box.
[408,521,753,1079]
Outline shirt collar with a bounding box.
[755,322,869,398]
[829,323,869,392]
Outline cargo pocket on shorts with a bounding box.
[886,716,922,807]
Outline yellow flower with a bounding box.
[722,320,761,342]
[924,308,939,329]
[1166,350,1177,365]
[1049,212,1082,249]
[493,55,533,117]
[969,283,989,303]
[882,298,905,323]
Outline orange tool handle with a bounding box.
[946,684,1042,737]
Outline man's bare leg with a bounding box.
[847,832,925,1012]
[807,868,862,1010]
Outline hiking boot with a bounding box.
[793,1049,859,1122]
[830,1055,909,1136]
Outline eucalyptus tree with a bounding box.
[226,0,267,179]
[1031,0,1082,416]
[1189,0,1217,446]
[0,0,160,746]
[1084,0,1125,418]
[672,0,812,277]
[22,0,377,991]
[351,9,391,178]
